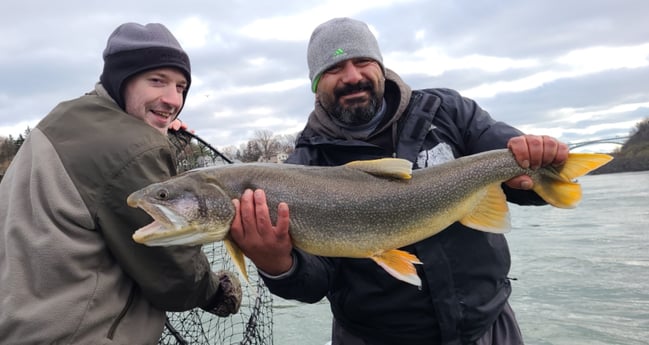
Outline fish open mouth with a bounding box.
[132,219,169,243]
[129,200,229,246]
[129,197,192,245]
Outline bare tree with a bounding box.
[226,130,301,163]
[240,140,263,162]
[253,130,280,162]
[220,145,240,162]
[275,133,298,155]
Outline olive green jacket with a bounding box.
[0,85,221,344]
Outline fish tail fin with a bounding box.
[533,153,613,209]
[460,183,511,233]
[370,249,423,287]
[224,238,250,284]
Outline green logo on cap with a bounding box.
[333,48,345,57]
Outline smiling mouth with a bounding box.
[342,90,367,97]
[339,92,370,106]
[152,110,174,118]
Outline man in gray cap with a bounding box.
[231,17,570,344]
[0,22,241,344]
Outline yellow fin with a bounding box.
[460,183,511,233]
[533,153,613,209]
[560,153,613,180]
[224,238,249,284]
[344,158,412,180]
[370,249,423,287]
[532,179,582,209]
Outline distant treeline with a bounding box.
[0,127,30,181]
[591,117,649,174]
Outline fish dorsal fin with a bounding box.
[344,158,412,180]
[459,183,511,233]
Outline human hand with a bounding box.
[505,134,569,190]
[203,270,242,317]
[168,118,195,133]
[229,189,293,276]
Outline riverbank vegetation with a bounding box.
[592,117,649,174]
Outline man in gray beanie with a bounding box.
[0,22,241,344]
[307,17,385,93]
[231,17,570,345]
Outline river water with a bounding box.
[272,171,649,345]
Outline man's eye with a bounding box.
[326,66,342,74]
[355,59,372,66]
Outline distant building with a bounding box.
[276,153,288,163]
[258,153,289,164]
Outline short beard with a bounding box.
[330,96,380,126]
[322,81,381,126]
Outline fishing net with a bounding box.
[158,130,274,345]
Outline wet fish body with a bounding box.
[127,149,612,286]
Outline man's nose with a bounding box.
[339,61,363,84]
[160,86,183,110]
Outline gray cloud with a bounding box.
[1,0,648,153]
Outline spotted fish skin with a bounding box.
[127,149,612,286]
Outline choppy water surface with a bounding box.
[273,171,649,345]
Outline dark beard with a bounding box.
[328,81,381,126]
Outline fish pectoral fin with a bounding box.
[344,158,412,180]
[533,153,613,209]
[224,238,249,284]
[370,249,423,287]
[460,183,511,233]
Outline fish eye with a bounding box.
[156,189,169,200]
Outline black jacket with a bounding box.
[263,70,544,344]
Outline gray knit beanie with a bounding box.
[307,17,384,93]
[100,22,191,111]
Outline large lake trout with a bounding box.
[127,149,612,286]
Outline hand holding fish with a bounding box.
[505,134,570,190]
[230,189,293,276]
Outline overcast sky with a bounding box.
[2,0,648,153]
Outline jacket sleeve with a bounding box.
[260,249,335,303]
[432,88,545,205]
[96,146,222,312]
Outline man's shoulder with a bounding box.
[40,95,172,174]
[411,87,481,119]
[414,87,464,100]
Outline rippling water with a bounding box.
[508,171,649,345]
[272,171,649,345]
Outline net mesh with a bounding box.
[158,130,274,345]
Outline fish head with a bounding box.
[127,172,235,246]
